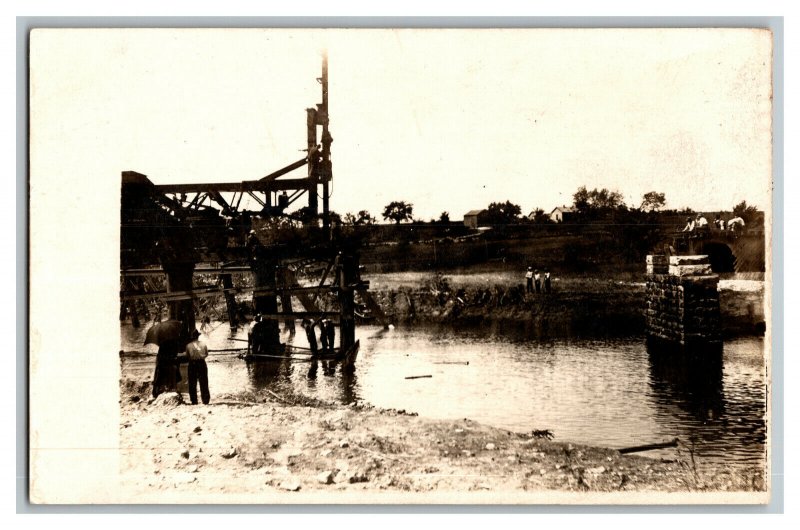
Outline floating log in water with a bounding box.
[618,438,679,454]
[241,353,340,363]
[405,374,433,380]
[433,361,469,365]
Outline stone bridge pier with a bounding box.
[645,255,722,354]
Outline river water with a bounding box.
[121,322,766,475]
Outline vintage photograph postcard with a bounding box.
[29,27,773,504]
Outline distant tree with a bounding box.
[572,186,626,216]
[591,188,626,210]
[733,200,759,224]
[573,186,591,213]
[438,211,451,224]
[327,210,342,225]
[529,208,552,224]
[354,210,376,225]
[344,210,375,225]
[640,191,666,212]
[483,201,522,225]
[382,201,414,224]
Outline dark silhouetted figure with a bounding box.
[186,329,210,405]
[303,319,319,356]
[544,271,552,293]
[153,339,181,398]
[319,320,329,352]
[249,314,271,357]
[323,319,336,353]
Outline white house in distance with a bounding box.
[549,206,576,223]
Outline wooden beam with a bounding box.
[121,267,252,277]
[256,312,339,320]
[119,282,366,302]
[310,257,336,305]
[187,192,206,209]
[259,157,308,183]
[121,286,223,302]
[208,190,232,213]
[154,178,312,194]
[286,188,306,207]
[246,190,266,207]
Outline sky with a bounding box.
[30,28,773,221]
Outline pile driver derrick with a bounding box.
[120,54,385,369]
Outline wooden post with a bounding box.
[163,261,196,337]
[320,53,332,230]
[129,301,140,328]
[252,259,281,348]
[132,277,148,327]
[220,272,239,329]
[277,266,295,334]
[337,253,357,354]
[136,287,150,322]
[306,108,318,216]
[122,278,142,328]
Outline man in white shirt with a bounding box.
[727,216,746,237]
[695,214,709,237]
[186,329,210,405]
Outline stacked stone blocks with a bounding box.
[645,255,721,349]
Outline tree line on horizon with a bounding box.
[329,188,762,227]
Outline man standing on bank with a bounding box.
[186,329,210,405]
[525,267,534,294]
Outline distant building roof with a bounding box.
[550,206,576,214]
[464,209,485,217]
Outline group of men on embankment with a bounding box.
[524,267,552,294]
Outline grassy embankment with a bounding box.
[360,270,764,339]
[123,221,765,338]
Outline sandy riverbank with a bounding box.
[119,378,766,503]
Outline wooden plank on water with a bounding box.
[618,438,679,454]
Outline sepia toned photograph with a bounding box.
[29,27,773,504]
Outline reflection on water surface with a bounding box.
[122,322,766,475]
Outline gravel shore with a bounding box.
[119,379,767,503]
